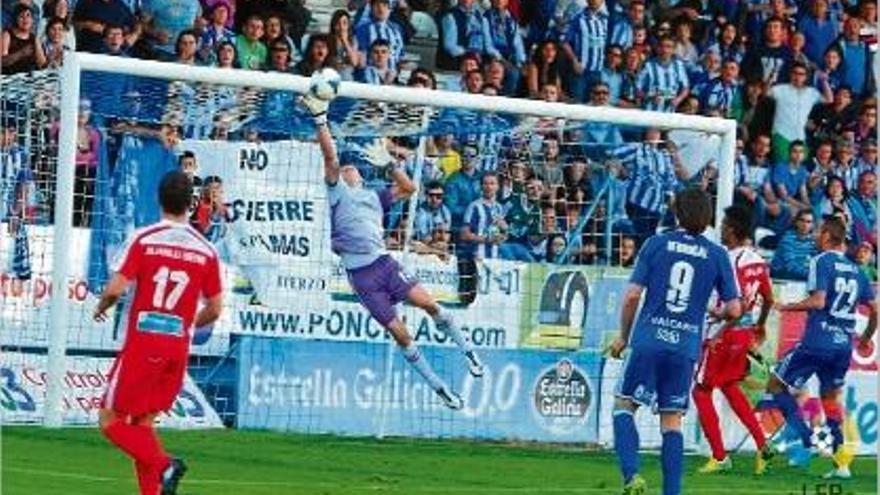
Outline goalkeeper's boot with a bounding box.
[787,444,816,468]
[697,456,732,474]
[464,350,485,378]
[436,387,463,410]
[160,457,187,495]
[621,474,646,495]
[755,445,775,475]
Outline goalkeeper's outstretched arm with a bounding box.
[316,123,340,186]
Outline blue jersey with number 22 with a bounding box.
[629,230,739,360]
[802,251,875,352]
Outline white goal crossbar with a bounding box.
[44,51,737,427]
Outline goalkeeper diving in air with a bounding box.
[300,71,483,410]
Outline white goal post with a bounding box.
[44,50,737,427]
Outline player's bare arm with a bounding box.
[93,273,130,322]
[776,290,826,312]
[859,300,878,350]
[316,123,340,186]
[194,294,224,328]
[388,163,416,202]
[609,283,644,359]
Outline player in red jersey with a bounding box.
[94,171,223,495]
[693,204,775,475]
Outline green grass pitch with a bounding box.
[3,427,876,494]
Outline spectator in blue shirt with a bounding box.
[357,39,397,85]
[561,0,610,102]
[140,0,201,61]
[355,0,405,71]
[762,140,810,233]
[600,44,624,104]
[444,145,482,226]
[198,1,235,64]
[848,170,877,248]
[609,0,644,50]
[770,209,817,280]
[834,16,875,98]
[437,0,485,71]
[483,0,525,96]
[797,0,838,66]
[700,59,740,119]
[460,172,507,261]
[636,35,690,112]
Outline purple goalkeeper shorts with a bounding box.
[347,255,416,327]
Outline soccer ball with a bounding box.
[309,68,341,101]
[811,425,835,457]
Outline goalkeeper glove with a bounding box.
[299,93,329,126]
[362,139,397,177]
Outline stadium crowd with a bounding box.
[0,0,876,279]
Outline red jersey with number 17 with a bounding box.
[728,245,772,326]
[112,220,222,352]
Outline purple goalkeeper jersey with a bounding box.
[328,180,393,269]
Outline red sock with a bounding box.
[693,385,726,460]
[135,461,160,495]
[103,419,169,472]
[722,383,766,450]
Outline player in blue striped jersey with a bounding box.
[608,188,742,495]
[768,216,877,477]
[637,36,690,113]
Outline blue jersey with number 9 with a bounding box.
[629,230,739,360]
[803,251,875,352]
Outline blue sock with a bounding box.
[613,409,639,484]
[661,430,684,495]
[773,391,813,447]
[826,417,844,452]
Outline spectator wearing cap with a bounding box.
[444,144,482,226]
[700,58,740,119]
[834,16,875,98]
[609,0,644,50]
[437,0,485,71]
[2,4,45,73]
[848,170,877,248]
[770,209,817,280]
[199,1,235,64]
[356,0,405,72]
[140,0,201,61]
[483,0,525,96]
[798,0,838,66]
[561,0,610,102]
[742,17,792,86]
[236,14,267,69]
[609,128,684,246]
[768,62,832,163]
[358,39,397,85]
[636,35,689,113]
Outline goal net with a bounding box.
[1,52,736,448]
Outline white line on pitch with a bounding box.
[5,466,876,495]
